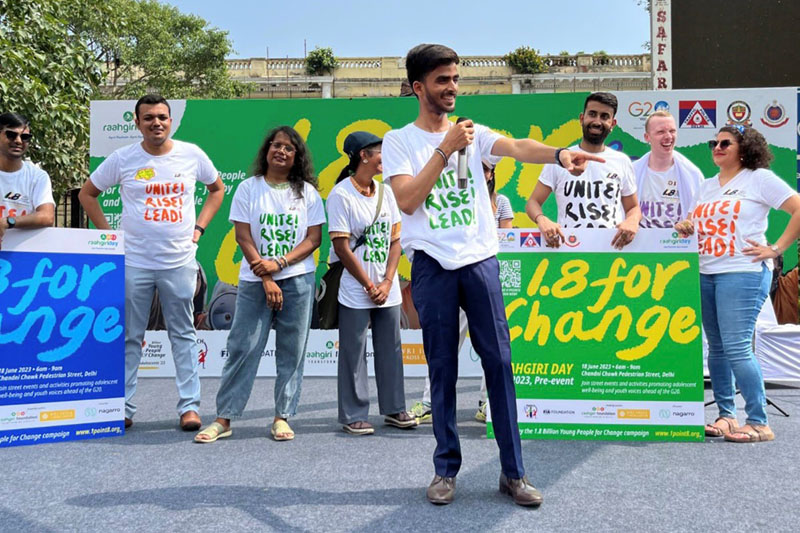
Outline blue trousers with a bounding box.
[411,251,525,479]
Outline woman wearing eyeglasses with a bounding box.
[326,131,416,435]
[675,125,800,443]
[0,112,55,249]
[195,125,324,443]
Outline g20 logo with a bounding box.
[628,101,669,118]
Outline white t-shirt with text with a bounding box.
[326,179,402,309]
[0,161,54,219]
[229,177,325,282]
[693,168,794,274]
[538,145,637,228]
[638,165,684,228]
[90,140,218,269]
[382,122,502,270]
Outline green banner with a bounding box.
[487,228,705,442]
[89,91,798,300]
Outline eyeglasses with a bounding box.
[3,130,33,142]
[269,141,295,154]
[708,139,735,150]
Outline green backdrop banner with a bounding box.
[89,89,798,298]
[489,228,704,441]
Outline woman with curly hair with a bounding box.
[195,126,324,443]
[676,125,800,443]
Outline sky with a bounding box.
[163,0,651,59]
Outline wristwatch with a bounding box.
[6,217,16,228]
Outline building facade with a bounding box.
[226,53,652,99]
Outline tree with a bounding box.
[72,0,248,99]
[1,0,248,202]
[305,46,338,76]
[504,46,546,74]
[0,1,104,201]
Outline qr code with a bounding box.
[499,259,521,294]
[104,213,122,229]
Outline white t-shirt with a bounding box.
[326,179,402,309]
[638,165,683,228]
[495,193,513,226]
[0,161,54,219]
[538,145,637,228]
[382,122,502,270]
[90,140,218,269]
[693,168,795,274]
[229,177,325,282]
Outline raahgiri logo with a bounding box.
[659,231,691,248]
[87,233,120,250]
[102,111,138,134]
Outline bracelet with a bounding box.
[364,283,376,294]
[534,213,545,223]
[273,258,283,271]
[279,256,289,269]
[194,224,205,235]
[434,147,449,166]
[554,147,567,168]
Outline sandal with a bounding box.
[193,422,232,443]
[704,417,738,437]
[271,419,295,441]
[724,424,775,443]
[384,411,418,429]
[343,421,375,435]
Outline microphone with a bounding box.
[456,116,469,189]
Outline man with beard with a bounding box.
[526,92,641,248]
[634,110,703,228]
[0,112,54,250]
[382,43,603,507]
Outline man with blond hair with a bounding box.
[634,110,703,228]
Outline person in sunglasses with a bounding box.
[0,112,55,249]
[194,126,324,444]
[675,125,800,443]
[326,131,416,435]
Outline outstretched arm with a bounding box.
[491,137,605,175]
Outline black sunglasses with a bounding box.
[708,139,735,150]
[3,130,33,142]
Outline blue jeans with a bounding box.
[216,273,314,419]
[124,263,200,419]
[700,265,770,426]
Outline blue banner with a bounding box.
[0,228,125,447]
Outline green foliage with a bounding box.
[0,1,103,200]
[559,50,570,56]
[1,0,248,202]
[84,0,247,99]
[305,46,338,76]
[504,46,546,74]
